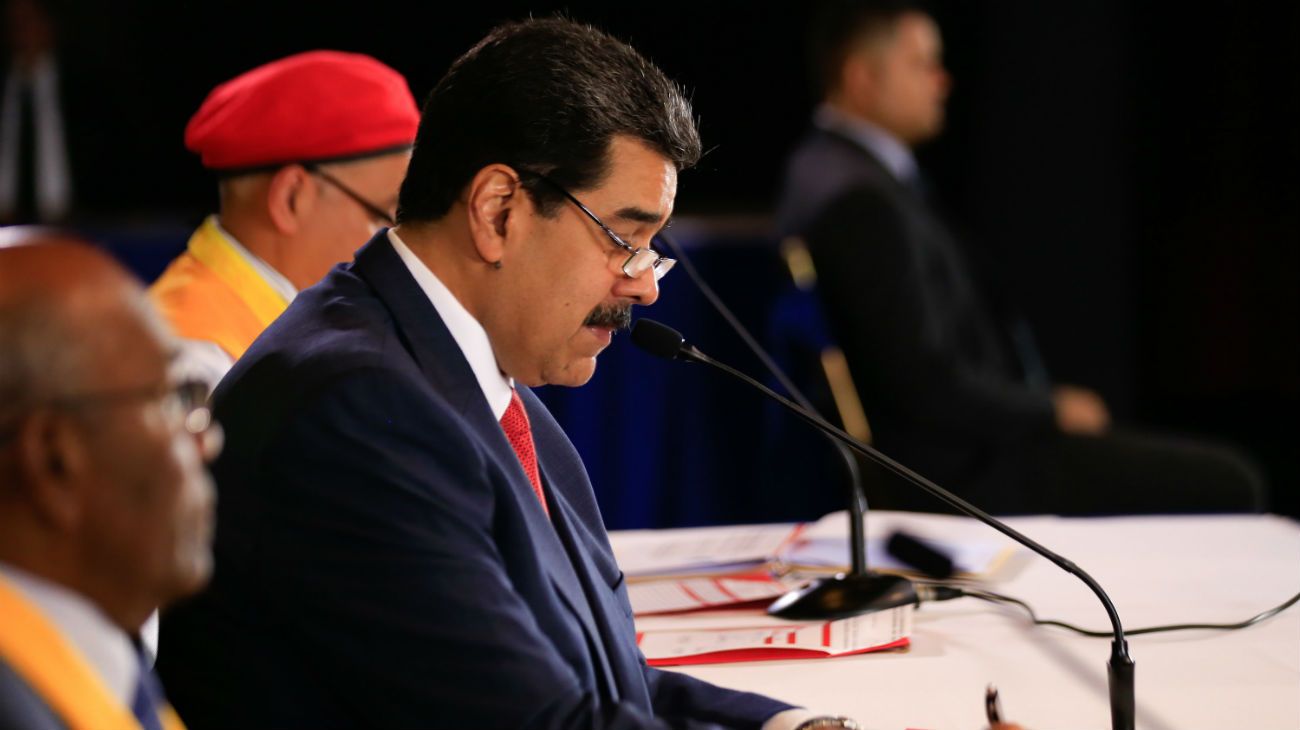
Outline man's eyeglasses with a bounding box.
[305,164,397,227]
[1,380,214,443]
[523,171,676,282]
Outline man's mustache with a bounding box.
[583,304,633,331]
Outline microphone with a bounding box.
[630,318,1136,730]
[630,319,917,619]
[626,318,700,361]
[886,531,956,580]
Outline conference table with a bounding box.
[611,511,1300,730]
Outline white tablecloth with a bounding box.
[614,512,1300,730]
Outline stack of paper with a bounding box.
[612,523,800,579]
[636,606,912,666]
[609,511,1016,619]
[626,572,792,615]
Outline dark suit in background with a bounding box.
[158,233,790,729]
[777,125,1265,515]
[0,32,151,224]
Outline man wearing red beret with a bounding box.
[149,50,418,388]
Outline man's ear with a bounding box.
[10,410,88,530]
[464,165,527,267]
[265,165,315,236]
[841,53,879,102]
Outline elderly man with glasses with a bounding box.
[148,50,418,389]
[0,228,219,730]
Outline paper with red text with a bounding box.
[636,605,911,666]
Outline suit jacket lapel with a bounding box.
[819,127,912,194]
[523,388,650,711]
[349,233,480,415]
[350,233,619,703]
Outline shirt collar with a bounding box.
[387,229,514,420]
[210,216,299,303]
[0,562,139,707]
[813,103,919,184]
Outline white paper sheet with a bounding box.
[628,574,792,615]
[610,523,797,577]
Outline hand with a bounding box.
[1051,385,1110,436]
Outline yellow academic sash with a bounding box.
[0,577,185,730]
[149,216,291,360]
[184,216,289,328]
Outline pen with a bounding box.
[985,684,1003,726]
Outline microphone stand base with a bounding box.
[767,572,917,621]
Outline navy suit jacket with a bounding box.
[776,126,1055,512]
[157,232,791,729]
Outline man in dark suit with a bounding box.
[156,18,866,730]
[777,0,1265,514]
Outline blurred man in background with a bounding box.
[149,50,418,387]
[778,0,1265,514]
[0,0,69,224]
[0,229,218,730]
[0,0,151,225]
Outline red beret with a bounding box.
[185,50,419,172]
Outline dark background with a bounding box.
[12,1,1296,520]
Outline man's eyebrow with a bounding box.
[611,206,667,226]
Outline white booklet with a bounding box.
[636,605,912,666]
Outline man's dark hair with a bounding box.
[397,18,701,223]
[807,0,927,100]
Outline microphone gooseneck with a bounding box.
[628,321,913,617]
[629,318,1136,730]
[642,236,874,578]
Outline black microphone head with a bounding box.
[886,530,956,579]
[630,319,687,360]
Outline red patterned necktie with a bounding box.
[500,388,548,516]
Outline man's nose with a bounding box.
[189,416,223,464]
[614,266,660,307]
[936,68,952,96]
